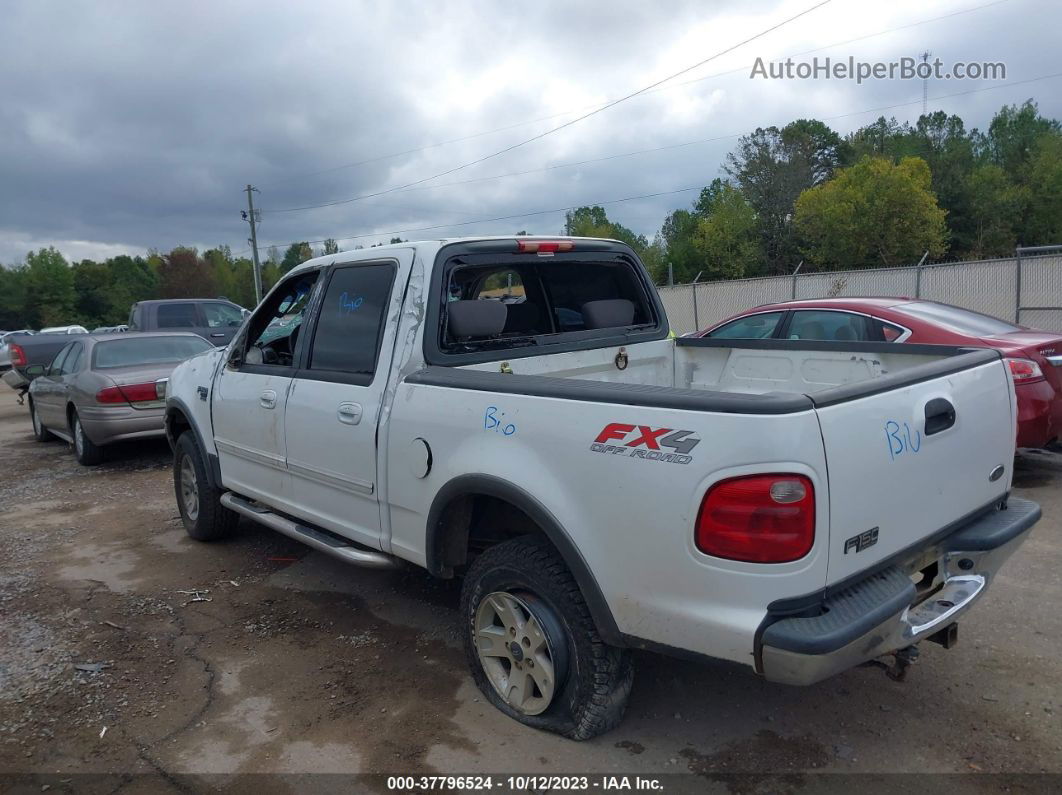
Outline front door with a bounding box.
[213,269,322,506]
[283,254,408,550]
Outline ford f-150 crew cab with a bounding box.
[164,236,1040,739]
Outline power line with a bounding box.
[258,0,1008,190]
[259,0,832,212]
[257,186,704,250]
[267,68,1062,214]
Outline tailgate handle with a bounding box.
[924,398,956,436]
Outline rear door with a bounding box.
[34,343,75,426]
[815,356,1015,584]
[283,253,408,550]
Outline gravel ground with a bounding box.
[0,394,1060,793]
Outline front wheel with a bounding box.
[173,431,238,541]
[72,410,104,465]
[460,536,633,739]
[29,399,54,442]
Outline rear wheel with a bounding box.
[174,431,238,541]
[71,410,105,466]
[460,536,633,739]
[29,399,54,442]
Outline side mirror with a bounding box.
[25,364,45,378]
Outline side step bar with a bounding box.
[220,492,399,570]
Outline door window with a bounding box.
[787,311,869,341]
[61,343,83,375]
[707,311,784,339]
[157,303,200,328]
[203,302,245,328]
[241,271,320,368]
[308,263,395,381]
[48,344,74,375]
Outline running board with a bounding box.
[219,492,398,570]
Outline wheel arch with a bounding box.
[426,473,623,646]
[165,397,221,488]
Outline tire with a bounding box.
[71,410,105,466]
[460,536,633,740]
[29,398,54,442]
[174,431,238,541]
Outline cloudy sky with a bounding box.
[1,0,1059,265]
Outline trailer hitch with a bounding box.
[861,644,920,682]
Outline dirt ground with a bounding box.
[1,393,1060,793]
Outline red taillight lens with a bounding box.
[516,240,574,254]
[10,344,26,367]
[695,474,815,563]
[95,382,160,404]
[1005,357,1044,382]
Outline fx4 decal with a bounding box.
[590,423,700,465]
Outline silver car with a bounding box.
[27,332,213,465]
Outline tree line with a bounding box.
[3,101,1060,330]
[565,100,1062,284]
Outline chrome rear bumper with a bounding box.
[760,498,1040,686]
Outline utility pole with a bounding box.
[242,185,263,305]
[920,51,931,117]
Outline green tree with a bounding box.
[795,156,948,268]
[0,265,30,329]
[106,254,158,321]
[1024,133,1062,244]
[977,100,1061,177]
[24,248,76,327]
[965,164,1026,258]
[692,184,761,280]
[726,120,844,274]
[322,238,340,255]
[72,259,113,328]
[280,242,314,272]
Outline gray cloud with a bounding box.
[1,0,1059,263]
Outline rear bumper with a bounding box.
[759,498,1040,686]
[1015,379,1061,448]
[78,405,166,445]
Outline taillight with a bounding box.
[10,344,26,367]
[1005,357,1044,382]
[95,382,162,404]
[516,240,574,254]
[695,474,815,563]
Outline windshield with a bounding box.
[893,302,1020,337]
[93,336,212,369]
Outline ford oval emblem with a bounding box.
[989,464,1005,482]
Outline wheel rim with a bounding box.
[179,454,200,522]
[74,418,84,455]
[474,591,561,716]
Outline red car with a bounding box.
[695,297,1062,449]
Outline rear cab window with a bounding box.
[428,241,665,364]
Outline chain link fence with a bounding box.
[657,247,1062,336]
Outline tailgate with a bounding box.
[814,353,1014,585]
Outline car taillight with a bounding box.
[10,344,26,367]
[95,382,161,404]
[695,474,815,563]
[1005,357,1044,382]
[516,240,574,254]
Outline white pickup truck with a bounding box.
[165,236,1040,739]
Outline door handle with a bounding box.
[337,402,363,425]
[260,390,277,409]
[210,333,225,338]
[924,397,956,436]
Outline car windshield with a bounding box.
[93,336,212,368]
[893,302,1021,337]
